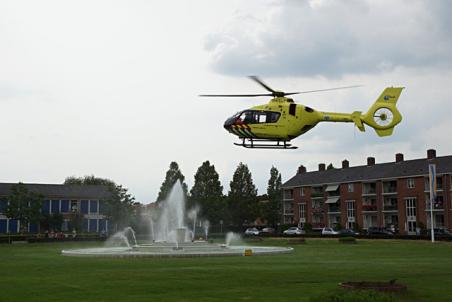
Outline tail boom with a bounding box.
[318,87,404,137]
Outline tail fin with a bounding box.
[361,87,404,137]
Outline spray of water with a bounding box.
[203,220,210,241]
[187,206,199,241]
[105,227,137,248]
[154,181,186,242]
[225,232,243,247]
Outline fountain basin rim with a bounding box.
[61,245,294,258]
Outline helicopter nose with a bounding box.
[223,117,235,130]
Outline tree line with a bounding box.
[156,161,282,229]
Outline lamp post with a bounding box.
[428,164,436,243]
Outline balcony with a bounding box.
[383,204,398,211]
[424,177,443,192]
[382,181,397,194]
[311,191,324,198]
[327,205,340,213]
[362,204,377,212]
[426,200,444,210]
[362,183,377,195]
[312,207,324,214]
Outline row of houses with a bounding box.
[0,183,110,233]
[281,149,452,235]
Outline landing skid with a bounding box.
[234,138,298,149]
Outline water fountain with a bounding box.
[62,181,293,258]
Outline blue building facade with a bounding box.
[0,183,111,234]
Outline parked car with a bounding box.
[283,227,305,235]
[367,227,394,236]
[321,227,339,235]
[260,227,276,236]
[244,227,260,236]
[338,229,360,236]
[428,228,452,238]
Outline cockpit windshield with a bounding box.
[236,110,281,124]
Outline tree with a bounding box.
[156,162,188,203]
[189,161,225,224]
[228,162,258,227]
[63,175,135,232]
[4,183,44,233]
[327,163,335,170]
[262,166,282,227]
[105,184,135,231]
[64,175,116,186]
[42,213,64,232]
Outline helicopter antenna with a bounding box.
[199,76,362,98]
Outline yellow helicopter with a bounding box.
[200,76,404,149]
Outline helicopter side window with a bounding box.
[238,111,255,124]
[256,112,266,123]
[266,112,281,123]
[239,111,280,124]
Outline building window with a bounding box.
[346,200,355,229]
[299,203,306,222]
[407,178,415,189]
[70,200,78,213]
[300,187,305,197]
[284,201,294,215]
[348,183,354,193]
[283,189,293,200]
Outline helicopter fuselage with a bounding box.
[224,86,403,144]
[224,97,330,140]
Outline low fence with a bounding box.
[0,234,107,244]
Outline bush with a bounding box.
[310,290,396,302]
[303,223,313,232]
[339,237,357,244]
[288,238,306,244]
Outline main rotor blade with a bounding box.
[295,85,362,94]
[249,76,276,93]
[199,93,273,97]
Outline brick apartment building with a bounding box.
[281,149,452,235]
[0,183,111,233]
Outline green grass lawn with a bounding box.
[1,238,452,302]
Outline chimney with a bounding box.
[427,149,436,160]
[367,157,375,166]
[395,153,404,163]
[297,165,306,174]
[342,160,349,169]
[319,163,326,171]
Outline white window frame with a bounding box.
[348,183,354,193]
[407,178,415,189]
[346,200,355,229]
[299,203,306,222]
[300,187,305,197]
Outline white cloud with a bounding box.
[205,0,452,77]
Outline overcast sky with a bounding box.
[1,0,451,203]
